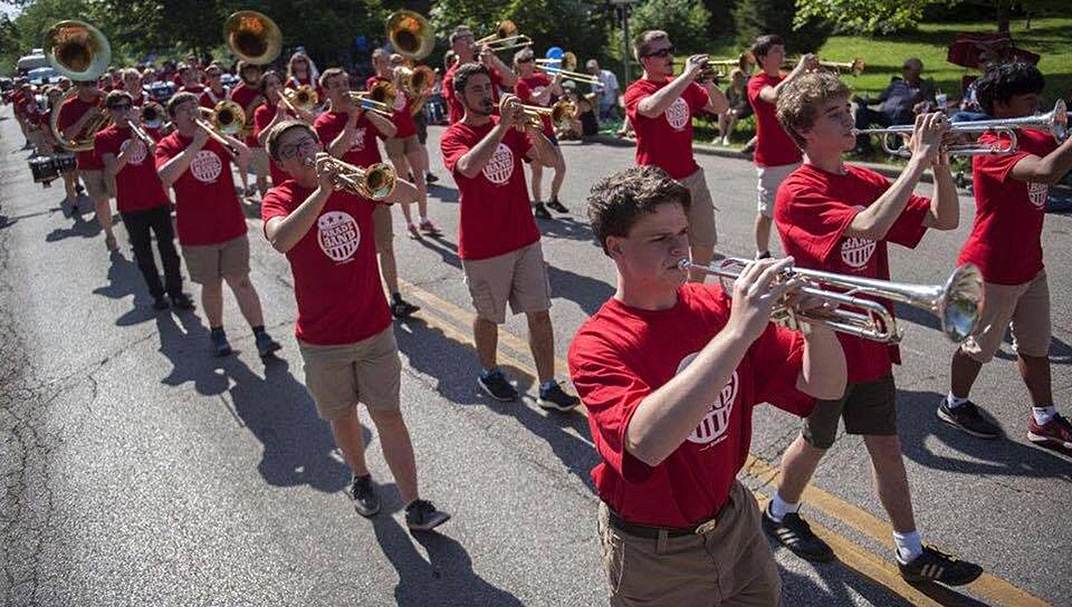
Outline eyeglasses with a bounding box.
[644,47,674,59]
[279,137,317,160]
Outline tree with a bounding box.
[734,0,832,53]
[630,0,712,53]
[795,0,1065,35]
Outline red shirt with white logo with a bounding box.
[775,163,930,383]
[154,132,247,246]
[366,75,417,139]
[441,117,540,260]
[57,95,105,170]
[514,73,555,137]
[958,129,1058,285]
[261,181,391,345]
[254,102,295,187]
[229,82,262,146]
[443,61,504,124]
[312,110,386,168]
[93,125,168,213]
[568,283,811,528]
[747,72,804,168]
[624,78,709,179]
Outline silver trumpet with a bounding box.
[679,257,985,344]
[853,99,1068,157]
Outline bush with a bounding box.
[733,0,833,53]
[629,0,713,53]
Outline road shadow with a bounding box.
[897,387,1072,479]
[91,250,160,326]
[44,201,105,243]
[428,183,458,204]
[154,311,352,493]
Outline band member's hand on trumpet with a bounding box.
[906,111,951,167]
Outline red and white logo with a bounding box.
[1028,182,1049,209]
[665,97,690,131]
[190,149,223,183]
[349,128,367,152]
[483,143,515,185]
[675,352,740,446]
[120,138,147,166]
[317,211,360,262]
[840,206,876,268]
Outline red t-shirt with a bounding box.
[443,61,504,124]
[624,78,709,179]
[154,132,247,246]
[747,72,804,167]
[312,110,385,168]
[440,117,540,260]
[514,72,555,137]
[57,95,104,170]
[229,82,262,146]
[775,163,930,383]
[93,125,168,213]
[568,283,812,528]
[253,102,294,187]
[200,87,227,109]
[958,129,1058,285]
[180,84,205,96]
[285,75,325,104]
[365,75,417,139]
[261,181,391,345]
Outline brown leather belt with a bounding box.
[607,510,702,538]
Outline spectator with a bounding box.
[585,59,620,122]
[717,67,752,145]
[854,58,935,153]
[555,84,598,141]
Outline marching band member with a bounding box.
[199,63,229,110]
[938,62,1072,447]
[314,67,422,319]
[229,60,266,198]
[254,70,314,190]
[388,53,441,186]
[95,90,191,311]
[768,70,983,585]
[177,63,205,96]
[41,85,82,202]
[285,50,324,104]
[442,26,518,125]
[121,68,149,107]
[155,91,281,357]
[369,49,438,239]
[58,79,118,251]
[746,35,814,260]
[569,165,846,607]
[440,63,578,410]
[624,30,728,282]
[512,47,569,219]
[261,119,450,530]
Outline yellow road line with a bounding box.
[401,278,1051,607]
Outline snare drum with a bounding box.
[54,153,77,174]
[29,156,59,184]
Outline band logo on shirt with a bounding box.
[190,149,223,183]
[676,352,739,446]
[349,128,367,152]
[317,210,360,262]
[120,138,147,165]
[665,97,690,131]
[841,206,876,268]
[1028,182,1049,209]
[483,143,515,185]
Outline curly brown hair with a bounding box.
[587,166,691,255]
[776,70,852,148]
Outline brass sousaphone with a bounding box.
[386,10,435,61]
[45,20,113,152]
[224,10,282,65]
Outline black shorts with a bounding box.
[802,373,897,448]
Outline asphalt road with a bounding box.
[1,105,1069,607]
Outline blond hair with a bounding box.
[776,71,852,148]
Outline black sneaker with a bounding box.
[152,296,170,310]
[210,330,233,357]
[425,172,439,184]
[533,202,552,219]
[349,474,381,518]
[478,368,518,402]
[405,499,450,531]
[255,331,282,358]
[390,297,421,319]
[538,381,580,411]
[546,199,569,214]
[762,503,835,562]
[171,293,196,311]
[936,398,1001,439]
[898,545,983,586]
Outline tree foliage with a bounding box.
[795,0,1066,35]
[629,0,712,53]
[734,0,832,53]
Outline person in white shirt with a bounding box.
[586,59,620,122]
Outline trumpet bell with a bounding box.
[224,10,282,65]
[399,65,435,96]
[939,264,984,343]
[201,100,246,135]
[386,10,435,61]
[44,20,111,81]
[362,162,398,200]
[286,85,320,111]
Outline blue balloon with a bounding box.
[545,46,563,60]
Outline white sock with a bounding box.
[769,493,800,523]
[893,530,923,563]
[1033,405,1056,426]
[946,392,969,409]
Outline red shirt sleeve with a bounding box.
[514,79,533,103]
[253,105,274,138]
[776,182,860,264]
[260,187,291,223]
[623,84,645,121]
[440,127,469,174]
[975,134,1030,186]
[686,82,710,115]
[885,195,931,249]
[153,135,180,170]
[748,324,814,416]
[508,127,533,163]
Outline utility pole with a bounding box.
[610,0,638,83]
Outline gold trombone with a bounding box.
[397,65,436,97]
[784,56,866,75]
[679,257,984,344]
[534,51,601,86]
[127,102,165,148]
[44,20,112,152]
[284,85,320,112]
[386,10,435,61]
[350,81,396,118]
[196,100,246,156]
[223,10,282,64]
[316,154,397,200]
[854,99,1068,157]
[519,100,577,130]
[476,20,532,52]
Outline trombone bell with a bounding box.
[44,20,111,81]
[224,11,282,65]
[386,10,435,61]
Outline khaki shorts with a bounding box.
[598,480,780,607]
[678,168,718,250]
[182,234,251,284]
[250,148,270,177]
[384,134,420,158]
[756,162,801,217]
[462,242,552,324]
[297,327,402,421]
[961,270,1051,363]
[802,373,897,449]
[81,169,115,199]
[373,204,394,254]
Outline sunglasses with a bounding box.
[644,47,675,59]
[517,57,533,63]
